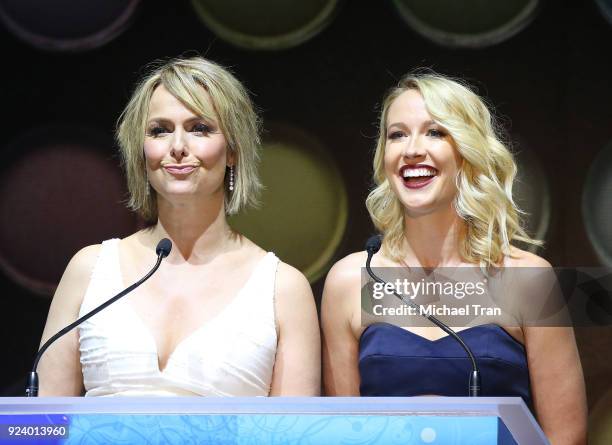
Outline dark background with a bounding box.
[0,0,611,439]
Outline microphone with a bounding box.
[364,235,481,397]
[25,238,173,397]
[156,238,172,258]
[365,234,382,255]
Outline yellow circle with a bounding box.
[191,0,340,50]
[590,387,612,445]
[230,124,348,282]
[583,141,612,266]
[391,0,540,48]
[514,147,551,246]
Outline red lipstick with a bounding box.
[399,164,438,189]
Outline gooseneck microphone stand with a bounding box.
[364,235,481,397]
[25,238,172,397]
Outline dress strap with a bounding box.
[242,252,279,331]
[78,239,122,316]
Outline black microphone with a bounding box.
[156,238,172,258]
[365,234,383,255]
[25,238,173,397]
[364,235,481,397]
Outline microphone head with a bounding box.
[365,235,382,255]
[156,238,172,258]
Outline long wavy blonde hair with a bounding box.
[366,72,541,268]
[116,56,262,224]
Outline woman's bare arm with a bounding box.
[512,251,587,444]
[37,245,100,396]
[321,253,364,395]
[269,262,321,395]
[525,325,587,445]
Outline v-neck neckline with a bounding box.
[113,240,270,373]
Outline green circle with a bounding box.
[514,148,551,247]
[392,0,539,47]
[582,141,612,266]
[191,0,340,50]
[230,124,348,282]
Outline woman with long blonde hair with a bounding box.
[322,72,586,444]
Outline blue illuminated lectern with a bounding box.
[0,396,548,444]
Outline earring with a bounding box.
[229,165,235,192]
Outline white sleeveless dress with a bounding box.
[77,239,279,396]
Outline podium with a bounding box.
[0,397,549,444]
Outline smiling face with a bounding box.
[384,89,462,217]
[143,84,232,205]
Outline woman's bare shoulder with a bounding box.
[65,244,103,277]
[232,233,269,258]
[506,246,552,268]
[325,250,397,285]
[50,244,102,312]
[275,261,310,294]
[327,251,369,282]
[320,251,371,310]
[273,261,317,334]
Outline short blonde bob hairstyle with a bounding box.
[366,71,541,269]
[117,56,262,223]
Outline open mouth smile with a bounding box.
[400,164,438,189]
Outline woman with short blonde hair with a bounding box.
[38,56,320,397]
[117,57,262,221]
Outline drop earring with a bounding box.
[229,165,234,192]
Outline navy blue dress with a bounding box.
[359,323,532,408]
